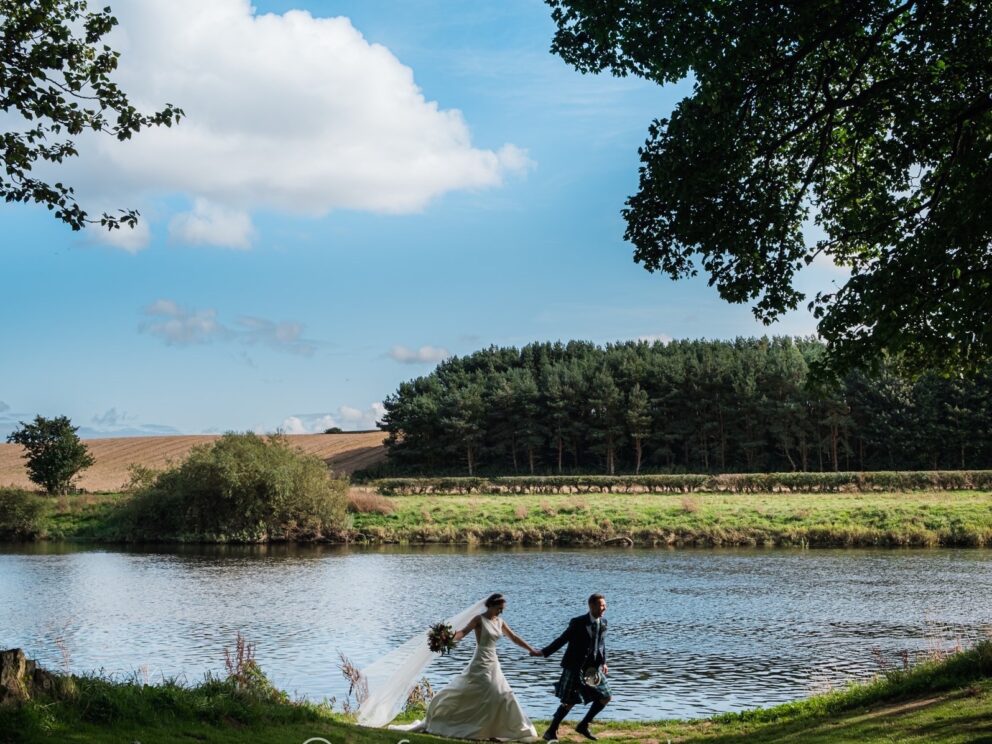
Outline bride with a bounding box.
[384,593,539,741]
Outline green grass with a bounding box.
[2,642,991,743]
[348,490,992,547]
[8,489,992,547]
[42,493,128,540]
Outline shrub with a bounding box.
[0,488,48,539]
[123,433,348,541]
[371,471,992,495]
[121,463,158,493]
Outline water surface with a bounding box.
[1,544,989,719]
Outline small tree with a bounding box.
[626,384,651,475]
[7,415,94,495]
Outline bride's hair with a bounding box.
[484,593,506,608]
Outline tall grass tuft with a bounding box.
[336,651,368,715]
[222,632,286,703]
[347,488,396,515]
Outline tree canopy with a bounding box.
[6,414,94,494]
[378,338,992,476]
[546,0,992,374]
[1,0,182,230]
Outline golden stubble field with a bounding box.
[0,432,387,492]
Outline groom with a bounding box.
[532,593,611,741]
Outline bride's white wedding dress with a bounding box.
[392,615,537,741]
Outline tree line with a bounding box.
[379,338,992,475]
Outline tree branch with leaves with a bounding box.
[1,0,183,231]
[546,0,992,374]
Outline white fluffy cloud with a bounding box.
[168,199,255,249]
[90,221,152,253]
[388,344,451,364]
[140,299,315,355]
[280,403,385,433]
[58,0,529,249]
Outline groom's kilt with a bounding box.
[554,667,611,705]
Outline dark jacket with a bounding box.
[541,613,607,670]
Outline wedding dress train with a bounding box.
[391,615,538,741]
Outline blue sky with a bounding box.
[0,0,840,438]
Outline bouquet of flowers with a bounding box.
[427,622,456,655]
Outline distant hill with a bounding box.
[0,432,386,492]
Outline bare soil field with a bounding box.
[0,432,386,492]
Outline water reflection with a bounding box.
[1,544,989,719]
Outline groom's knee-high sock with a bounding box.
[548,704,570,732]
[579,700,606,727]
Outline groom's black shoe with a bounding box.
[541,728,558,742]
[575,724,598,741]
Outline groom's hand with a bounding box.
[529,649,542,657]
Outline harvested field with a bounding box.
[0,432,386,492]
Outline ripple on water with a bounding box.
[1,544,990,719]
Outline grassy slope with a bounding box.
[44,688,992,744]
[4,644,992,744]
[20,489,992,546]
[350,490,992,547]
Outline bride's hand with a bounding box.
[453,630,465,643]
[528,648,542,657]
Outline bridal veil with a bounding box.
[356,598,487,727]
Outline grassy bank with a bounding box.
[2,641,991,743]
[347,490,992,547]
[5,489,992,547]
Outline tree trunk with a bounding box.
[634,438,643,475]
[511,435,518,474]
[718,406,726,470]
[528,446,535,475]
[557,436,563,474]
[831,424,839,472]
[800,430,808,472]
[783,445,796,472]
[466,444,475,476]
[744,419,755,470]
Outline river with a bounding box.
[1,544,989,720]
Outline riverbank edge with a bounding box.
[6,489,992,548]
[2,641,990,744]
